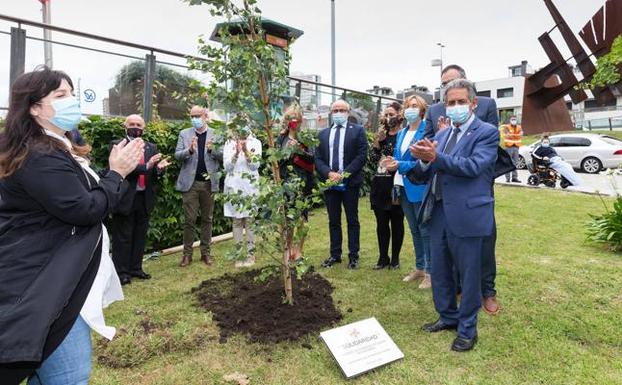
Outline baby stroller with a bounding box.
[527,155,571,189]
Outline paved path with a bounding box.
[495,169,622,196]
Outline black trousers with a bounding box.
[111,192,150,279]
[373,205,404,266]
[324,187,360,261]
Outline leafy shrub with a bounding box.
[587,195,622,251]
[80,116,230,251]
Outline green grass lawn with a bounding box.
[91,186,622,385]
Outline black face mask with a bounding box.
[127,128,143,138]
[385,116,399,129]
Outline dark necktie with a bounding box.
[435,127,461,200]
[331,125,343,171]
[138,153,146,189]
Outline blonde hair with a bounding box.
[402,94,428,119]
[281,104,303,135]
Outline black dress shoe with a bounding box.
[131,271,151,280]
[422,319,458,333]
[347,260,359,270]
[120,276,132,285]
[451,335,478,352]
[389,263,400,270]
[373,263,389,270]
[321,257,342,268]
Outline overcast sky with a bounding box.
[0,0,608,113]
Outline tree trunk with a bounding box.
[244,0,293,305]
[282,240,294,305]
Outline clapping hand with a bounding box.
[190,136,198,154]
[381,156,399,172]
[109,138,145,178]
[410,138,438,162]
[157,157,172,170]
[287,138,299,147]
[146,153,162,169]
[437,116,451,132]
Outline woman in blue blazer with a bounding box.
[384,95,431,288]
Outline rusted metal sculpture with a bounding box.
[521,0,622,134]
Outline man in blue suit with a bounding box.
[424,65,499,138]
[315,100,368,269]
[407,79,499,351]
[425,65,501,316]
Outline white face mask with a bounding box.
[510,119,517,125]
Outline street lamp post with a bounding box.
[330,0,336,102]
[437,42,445,76]
[40,0,53,68]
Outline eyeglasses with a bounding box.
[190,115,202,118]
[331,109,348,113]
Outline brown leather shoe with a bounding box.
[179,255,192,267]
[201,254,213,265]
[482,296,500,315]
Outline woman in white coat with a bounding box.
[223,128,262,267]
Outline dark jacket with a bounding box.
[277,133,315,196]
[314,122,368,187]
[0,148,125,380]
[369,132,398,210]
[112,139,159,215]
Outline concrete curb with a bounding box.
[160,232,234,256]
[495,180,616,197]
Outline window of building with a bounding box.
[477,90,491,97]
[497,88,514,98]
[584,98,617,109]
[566,101,573,110]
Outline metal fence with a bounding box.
[0,13,400,130]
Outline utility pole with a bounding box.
[331,0,336,102]
[40,0,53,68]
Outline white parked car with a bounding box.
[517,133,622,174]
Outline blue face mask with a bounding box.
[542,141,550,148]
[446,104,471,124]
[332,112,348,126]
[49,97,81,131]
[191,117,204,129]
[404,108,420,124]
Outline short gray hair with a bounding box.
[331,99,351,111]
[443,79,477,101]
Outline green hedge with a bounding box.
[79,116,230,251]
[2,115,376,251]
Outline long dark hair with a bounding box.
[0,66,89,178]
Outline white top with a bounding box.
[394,129,416,187]
[223,136,262,218]
[44,129,124,340]
[328,123,346,172]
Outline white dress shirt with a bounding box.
[328,123,346,172]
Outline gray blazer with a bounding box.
[175,127,222,192]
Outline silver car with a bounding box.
[517,133,622,173]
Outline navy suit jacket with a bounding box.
[408,116,499,238]
[315,122,368,187]
[424,96,499,139]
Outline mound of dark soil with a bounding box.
[192,269,342,343]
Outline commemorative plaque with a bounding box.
[320,317,404,379]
